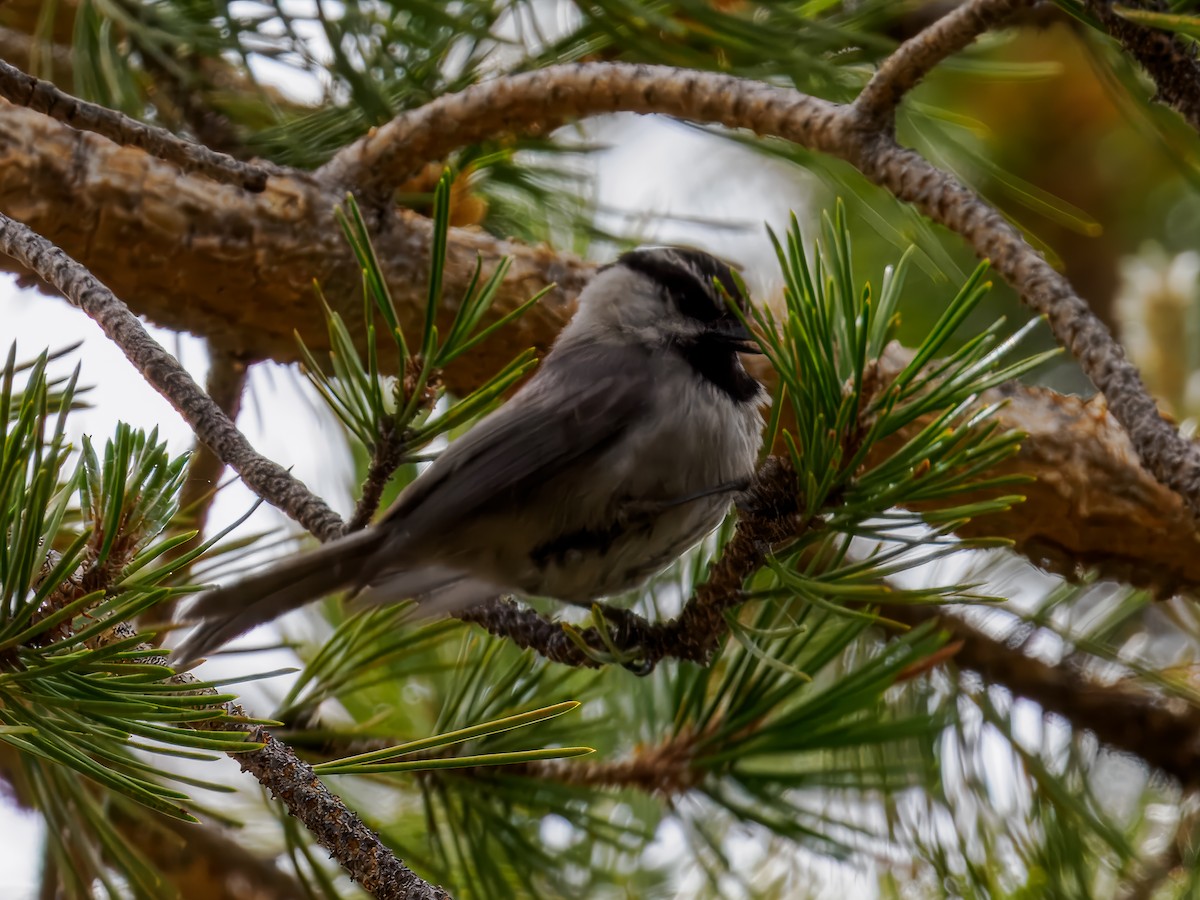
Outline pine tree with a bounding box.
[2,1,1200,897]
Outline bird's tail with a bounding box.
[170,528,387,668]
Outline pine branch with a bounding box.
[1082,0,1200,134]
[849,129,1200,515]
[304,729,705,797]
[0,212,346,542]
[316,64,848,195]
[224,708,450,900]
[3,4,1195,530]
[94,615,453,900]
[866,345,1200,597]
[7,94,1195,595]
[0,58,272,191]
[8,120,1195,598]
[7,9,1200,853]
[853,0,1032,128]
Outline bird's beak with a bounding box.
[707,318,763,354]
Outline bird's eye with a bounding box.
[671,284,723,323]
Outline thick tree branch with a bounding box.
[853,0,1034,128]
[0,58,271,191]
[0,104,590,395]
[890,603,1200,786]
[0,212,346,542]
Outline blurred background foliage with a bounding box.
[4,0,1200,898]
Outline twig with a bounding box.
[889,604,1200,786]
[853,0,1034,128]
[644,456,802,664]
[0,212,346,542]
[0,57,272,192]
[1084,0,1200,134]
[476,732,704,797]
[315,63,848,194]
[346,425,406,532]
[454,598,606,668]
[94,620,452,900]
[228,707,451,900]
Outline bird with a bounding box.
[171,246,766,668]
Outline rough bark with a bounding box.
[0,102,590,394]
[869,346,1200,597]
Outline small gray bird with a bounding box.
[171,247,765,667]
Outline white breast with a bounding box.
[528,360,763,602]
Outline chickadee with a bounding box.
[171,247,765,667]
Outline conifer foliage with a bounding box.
[3,1,1200,897]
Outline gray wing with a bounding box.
[380,340,653,548]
